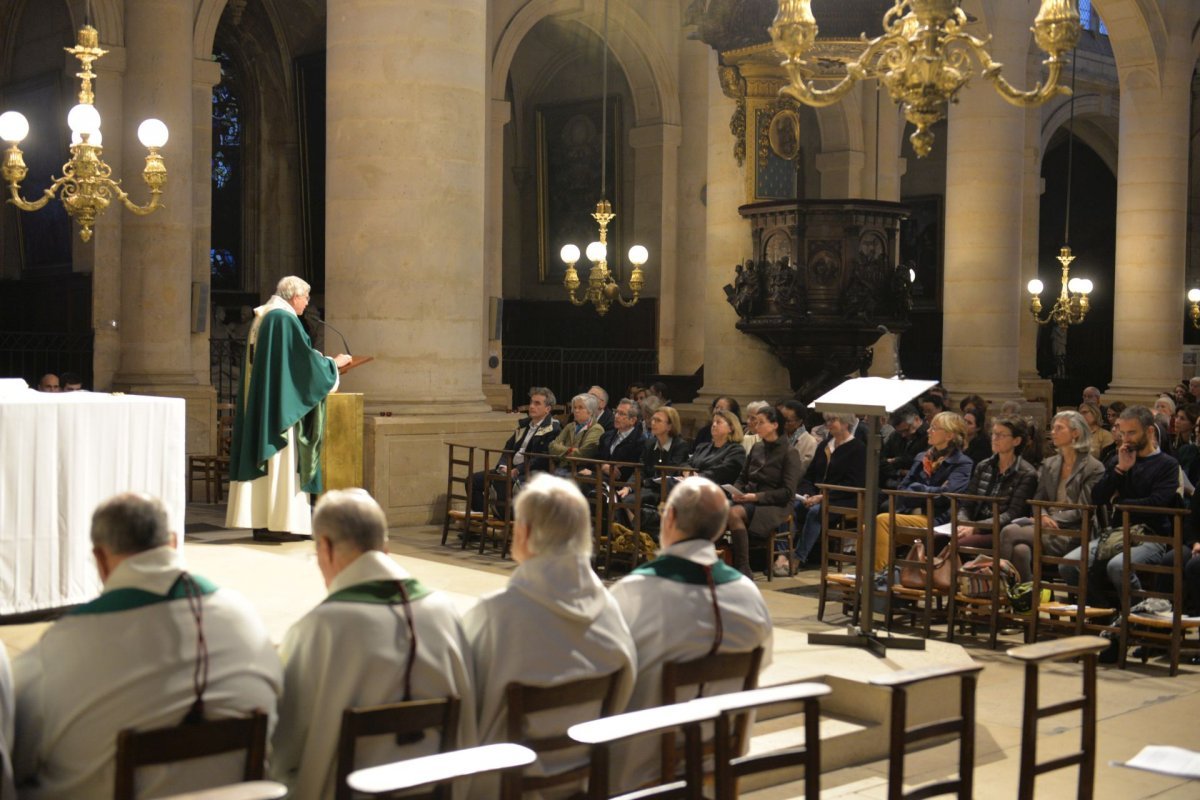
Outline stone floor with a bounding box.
[2,503,1198,798]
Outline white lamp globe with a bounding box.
[628,245,648,266]
[1067,277,1081,293]
[1079,279,1093,294]
[585,241,607,263]
[1189,289,1200,304]
[0,111,29,144]
[67,103,101,136]
[908,268,916,283]
[560,243,580,264]
[1027,279,1044,295]
[70,129,102,146]
[137,118,169,148]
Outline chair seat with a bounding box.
[1042,603,1114,619]
[825,573,856,587]
[1127,613,1200,629]
[891,585,948,599]
[953,593,1009,608]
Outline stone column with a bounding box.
[89,44,127,391]
[325,0,511,525]
[191,59,221,391]
[939,3,1029,400]
[694,51,789,406]
[481,97,511,411]
[115,0,214,454]
[630,123,682,372]
[1106,19,1196,402]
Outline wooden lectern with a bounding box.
[321,355,373,492]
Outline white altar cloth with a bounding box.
[0,390,186,615]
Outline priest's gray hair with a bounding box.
[313,488,388,552]
[572,392,600,421]
[514,473,593,558]
[91,493,172,554]
[1053,410,1092,455]
[666,476,730,542]
[276,275,311,300]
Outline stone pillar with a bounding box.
[325,0,511,525]
[115,0,214,454]
[89,44,127,391]
[939,3,1029,400]
[695,50,789,406]
[815,150,866,200]
[1106,21,1196,402]
[630,123,681,372]
[481,97,511,411]
[191,59,221,393]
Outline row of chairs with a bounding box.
[812,484,1200,674]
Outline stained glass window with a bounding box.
[211,50,243,291]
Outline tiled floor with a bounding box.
[3,503,1198,798]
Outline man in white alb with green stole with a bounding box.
[226,276,350,538]
[609,476,773,792]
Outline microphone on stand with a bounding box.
[317,318,353,356]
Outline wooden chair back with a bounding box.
[1007,636,1109,800]
[114,711,269,800]
[881,491,944,638]
[502,672,623,799]
[335,697,460,800]
[477,447,518,558]
[1028,499,1111,642]
[816,483,866,624]
[604,464,651,576]
[441,442,478,546]
[946,493,1013,648]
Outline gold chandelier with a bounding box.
[0,24,168,242]
[769,0,1081,157]
[558,0,647,316]
[1186,289,1200,329]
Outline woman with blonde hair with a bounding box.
[1078,401,1113,461]
[685,409,746,486]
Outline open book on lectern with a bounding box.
[810,377,938,417]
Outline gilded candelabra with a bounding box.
[0,24,168,242]
[1028,246,1091,328]
[1187,289,1200,329]
[769,0,1081,157]
[559,199,647,317]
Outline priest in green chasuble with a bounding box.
[226,276,351,539]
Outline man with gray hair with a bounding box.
[468,386,560,516]
[609,476,773,791]
[463,474,635,798]
[14,493,281,800]
[272,489,476,800]
[227,275,351,540]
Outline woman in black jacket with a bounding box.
[685,409,746,486]
[728,406,802,578]
[790,412,866,570]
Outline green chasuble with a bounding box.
[229,308,339,493]
[631,554,744,586]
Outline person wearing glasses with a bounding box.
[951,415,1039,551]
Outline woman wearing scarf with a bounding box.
[549,392,604,472]
[870,411,974,573]
[950,414,1039,551]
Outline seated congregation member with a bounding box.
[35,373,59,392]
[624,406,690,507]
[59,372,83,392]
[589,385,615,431]
[469,387,559,514]
[790,412,866,572]
[1079,401,1114,462]
[1160,486,1200,618]
[1082,386,1107,420]
[684,409,747,486]
[1105,400,1126,429]
[919,392,946,425]
[693,396,741,448]
[272,489,476,800]
[780,399,818,476]
[549,392,605,469]
[739,400,770,453]
[579,398,645,483]
[962,405,991,465]
[951,415,1038,550]
[728,406,802,578]
[998,411,1104,581]
[609,477,772,791]
[638,395,663,438]
[871,412,974,573]
[880,405,928,489]
[14,493,280,800]
[1173,403,1200,485]
[463,474,635,799]
[1060,405,1181,604]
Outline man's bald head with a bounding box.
[38,374,60,392]
[661,476,730,546]
[1082,386,1101,405]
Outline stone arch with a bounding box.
[193,0,229,59]
[1038,94,1119,176]
[1092,0,1168,88]
[491,0,679,126]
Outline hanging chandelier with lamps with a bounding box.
[558,0,648,316]
[1027,51,1092,329]
[0,19,168,243]
[768,0,1082,157]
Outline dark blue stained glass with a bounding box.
[213,150,231,190]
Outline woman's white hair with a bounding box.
[572,392,600,421]
[276,275,311,300]
[514,473,593,558]
[1052,410,1092,455]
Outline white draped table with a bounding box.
[0,389,186,615]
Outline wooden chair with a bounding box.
[347,743,535,797]
[604,464,653,576]
[869,663,984,800]
[186,413,234,503]
[335,697,460,800]
[475,447,518,558]
[946,494,1021,648]
[1028,500,1113,642]
[114,711,269,800]
[881,491,947,639]
[659,648,764,784]
[441,442,478,546]
[1115,503,1198,675]
[816,483,866,624]
[1006,636,1109,800]
[564,455,645,576]
[152,782,287,800]
[502,671,624,799]
[743,512,793,582]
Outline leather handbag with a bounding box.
[899,540,954,593]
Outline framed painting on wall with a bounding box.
[535,96,621,285]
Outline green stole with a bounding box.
[324,579,431,605]
[69,574,218,616]
[631,554,743,586]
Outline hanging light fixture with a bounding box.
[559,0,648,316]
[769,0,1081,157]
[0,13,167,242]
[1028,52,1091,328]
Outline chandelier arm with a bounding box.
[565,290,586,307]
[967,39,1070,108]
[6,176,67,212]
[617,292,640,308]
[778,36,890,109]
[111,184,162,215]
